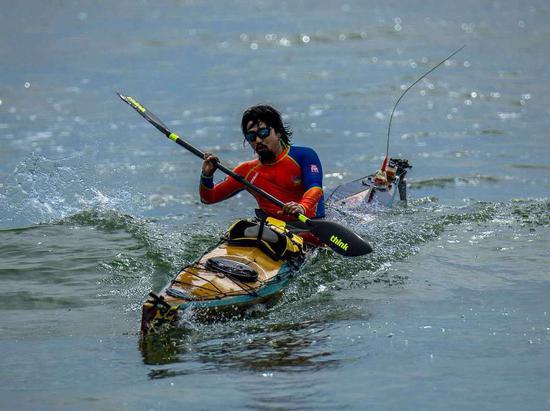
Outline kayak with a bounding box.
[141,217,309,334]
[327,158,411,209]
[140,158,411,335]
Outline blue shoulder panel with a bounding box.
[288,146,325,217]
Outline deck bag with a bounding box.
[227,217,304,260]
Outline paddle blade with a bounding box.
[306,219,373,256]
[117,92,171,136]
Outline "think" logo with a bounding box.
[330,235,349,251]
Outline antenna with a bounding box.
[385,45,465,160]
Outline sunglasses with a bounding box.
[244,127,271,143]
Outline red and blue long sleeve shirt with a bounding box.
[200,146,325,221]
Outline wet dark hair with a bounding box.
[241,105,293,145]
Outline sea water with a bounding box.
[1,1,549,409]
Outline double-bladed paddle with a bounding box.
[117,92,372,256]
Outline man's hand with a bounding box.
[281,201,306,215]
[202,153,219,177]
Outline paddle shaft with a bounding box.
[117,93,286,209]
[168,133,287,209]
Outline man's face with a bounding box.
[245,120,281,162]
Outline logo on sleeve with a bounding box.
[310,164,319,173]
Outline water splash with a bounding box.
[0,153,145,228]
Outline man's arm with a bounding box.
[297,147,324,217]
[199,162,249,204]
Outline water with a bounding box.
[1,0,549,409]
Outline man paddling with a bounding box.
[118,93,371,256]
[200,105,325,222]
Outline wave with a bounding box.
[59,209,222,287]
[290,197,549,295]
[409,174,499,189]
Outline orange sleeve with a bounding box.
[299,186,324,217]
[199,162,252,204]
